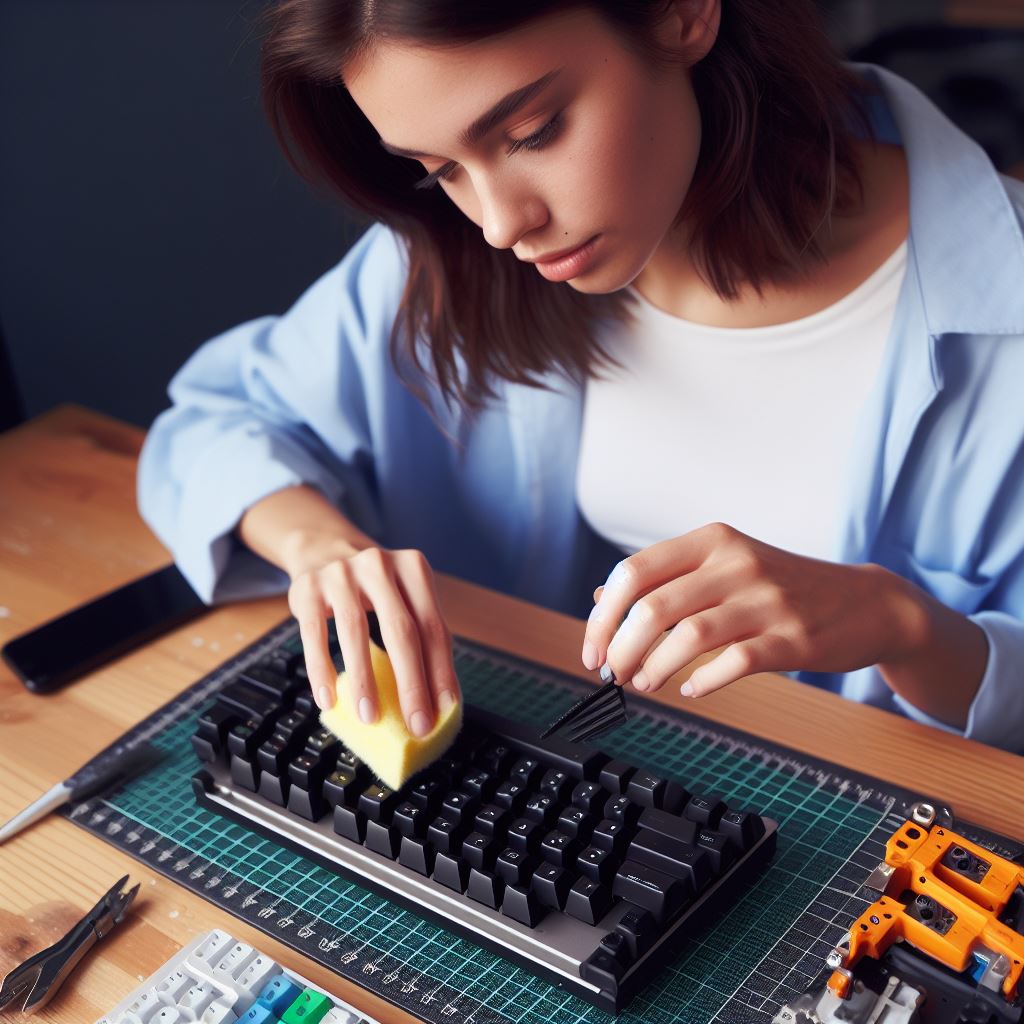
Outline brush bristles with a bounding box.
[540,681,628,744]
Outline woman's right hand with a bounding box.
[286,545,461,738]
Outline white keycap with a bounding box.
[321,1009,362,1024]
[199,997,237,1024]
[234,955,278,1000]
[154,968,192,1003]
[152,1009,184,1024]
[213,942,257,980]
[177,981,218,1015]
[125,989,164,1021]
[112,1014,146,1024]
[188,931,235,971]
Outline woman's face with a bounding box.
[344,6,706,294]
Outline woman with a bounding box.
[138,0,1024,753]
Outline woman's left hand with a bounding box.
[583,522,927,698]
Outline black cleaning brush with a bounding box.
[540,663,629,744]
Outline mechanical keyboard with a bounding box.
[96,927,380,1023]
[190,637,778,1013]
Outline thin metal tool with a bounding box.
[539,663,629,743]
[0,875,139,1014]
[0,739,161,845]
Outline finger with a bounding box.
[583,559,640,670]
[289,577,337,712]
[602,571,726,688]
[631,603,752,693]
[682,634,793,697]
[355,552,433,738]
[319,563,377,723]
[394,550,461,722]
[593,585,604,603]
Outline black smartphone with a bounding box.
[1,565,207,693]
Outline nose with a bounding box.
[477,175,547,251]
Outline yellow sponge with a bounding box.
[319,639,462,791]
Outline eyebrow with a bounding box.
[379,67,563,160]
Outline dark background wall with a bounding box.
[2,0,1023,431]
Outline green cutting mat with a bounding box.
[66,621,907,1023]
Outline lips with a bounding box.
[523,237,594,264]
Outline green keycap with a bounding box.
[280,989,334,1023]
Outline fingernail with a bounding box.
[582,641,598,671]
[681,681,695,697]
[359,696,376,723]
[410,710,431,737]
[317,687,334,710]
[438,690,457,713]
[632,671,649,692]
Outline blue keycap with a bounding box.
[238,1003,281,1023]
[257,974,303,1014]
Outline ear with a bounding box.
[661,0,721,64]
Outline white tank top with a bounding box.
[576,241,908,559]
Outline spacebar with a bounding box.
[463,706,608,780]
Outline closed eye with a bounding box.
[413,112,564,191]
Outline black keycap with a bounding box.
[580,950,625,989]
[531,863,572,910]
[359,784,400,823]
[615,904,659,959]
[462,832,498,871]
[718,808,766,852]
[467,869,504,909]
[604,795,642,828]
[591,818,630,857]
[613,860,687,924]
[496,848,535,887]
[195,704,237,750]
[409,779,445,815]
[474,804,510,841]
[275,710,315,744]
[287,781,325,821]
[218,680,278,719]
[426,816,465,856]
[599,930,633,966]
[627,771,690,814]
[463,707,610,780]
[507,818,543,855]
[637,807,698,846]
[335,747,365,774]
[288,752,329,792]
[433,852,469,893]
[256,732,292,776]
[493,780,528,814]
[293,690,317,715]
[229,754,259,793]
[257,769,288,806]
[539,830,580,869]
[461,770,497,802]
[509,757,543,789]
[365,820,400,859]
[695,828,735,874]
[571,781,607,815]
[323,766,362,808]
[239,666,294,702]
[629,829,710,893]
[393,801,427,839]
[523,795,560,828]
[304,726,340,756]
[598,759,637,794]
[398,836,434,876]
[228,718,274,761]
[501,885,547,927]
[557,807,595,843]
[333,805,366,843]
[476,739,516,776]
[539,769,574,803]
[577,845,617,885]
[565,877,612,924]
[441,790,481,827]
[684,793,727,828]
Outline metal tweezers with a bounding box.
[0,875,139,1014]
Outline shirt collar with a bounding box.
[855,62,1024,337]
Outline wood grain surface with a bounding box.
[1,406,1021,1023]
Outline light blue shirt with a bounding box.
[138,65,1024,753]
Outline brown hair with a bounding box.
[261,1,869,412]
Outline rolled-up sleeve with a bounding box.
[137,223,407,603]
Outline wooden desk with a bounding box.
[2,406,1022,1023]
